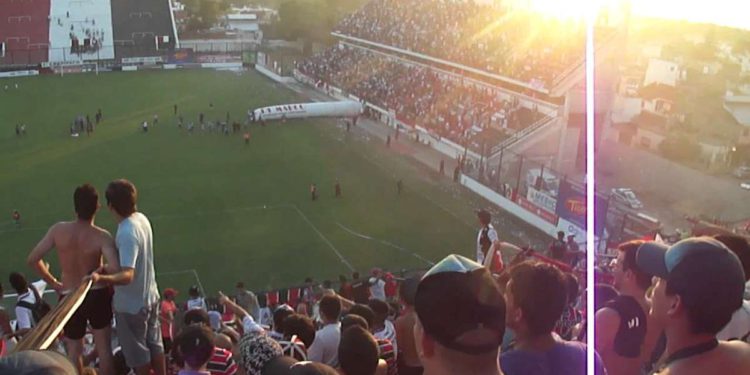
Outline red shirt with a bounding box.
[160,300,177,339]
[207,347,238,375]
[384,280,398,299]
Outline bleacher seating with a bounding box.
[334,0,587,91]
[111,0,175,59]
[298,45,545,153]
[0,0,51,65]
[47,0,115,63]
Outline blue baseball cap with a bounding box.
[636,237,745,314]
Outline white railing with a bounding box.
[490,115,557,157]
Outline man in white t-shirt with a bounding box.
[369,269,386,301]
[308,295,342,367]
[476,209,499,264]
[92,179,164,375]
[7,272,47,339]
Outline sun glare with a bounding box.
[629,0,749,30]
[511,0,599,20]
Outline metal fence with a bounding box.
[0,43,262,68]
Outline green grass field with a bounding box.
[0,69,546,305]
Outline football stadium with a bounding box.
[9,0,750,374]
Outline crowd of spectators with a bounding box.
[298,45,543,152]
[3,179,750,375]
[334,0,587,89]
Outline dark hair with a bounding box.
[9,272,28,294]
[283,314,316,347]
[236,281,245,289]
[368,299,389,327]
[189,285,200,298]
[666,254,742,335]
[319,295,342,321]
[564,273,579,306]
[176,325,214,369]
[557,231,565,239]
[105,179,137,217]
[715,234,750,282]
[184,309,210,326]
[339,275,348,283]
[347,304,375,328]
[352,272,360,280]
[338,326,379,375]
[323,280,332,289]
[508,261,568,336]
[274,306,294,333]
[74,184,98,220]
[341,314,369,331]
[617,240,652,290]
[594,284,619,312]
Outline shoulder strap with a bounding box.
[16,301,35,310]
[29,285,42,304]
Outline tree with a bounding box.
[183,0,229,32]
[659,134,702,163]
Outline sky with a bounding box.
[627,0,749,30]
[513,0,749,30]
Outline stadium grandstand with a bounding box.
[111,0,177,59]
[1,0,177,67]
[0,0,51,66]
[47,0,115,63]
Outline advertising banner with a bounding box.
[167,49,194,64]
[555,180,608,236]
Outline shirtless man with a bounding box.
[27,183,119,375]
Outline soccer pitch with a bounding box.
[0,69,547,298]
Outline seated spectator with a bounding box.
[369,269,386,301]
[237,333,283,375]
[347,304,396,375]
[236,282,260,322]
[414,255,505,375]
[368,299,397,353]
[161,288,179,353]
[394,277,422,375]
[574,283,618,342]
[218,291,264,336]
[338,326,381,375]
[596,241,653,375]
[178,309,239,375]
[187,285,207,311]
[501,261,604,375]
[270,305,295,341]
[555,273,582,341]
[307,295,342,367]
[636,237,750,374]
[281,314,316,361]
[383,273,398,302]
[351,272,370,304]
[339,275,353,301]
[174,325,215,375]
[7,272,47,340]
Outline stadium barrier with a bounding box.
[12,280,92,353]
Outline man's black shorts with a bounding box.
[62,287,114,340]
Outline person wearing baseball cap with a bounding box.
[413,254,505,375]
[636,237,750,374]
[501,260,604,375]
